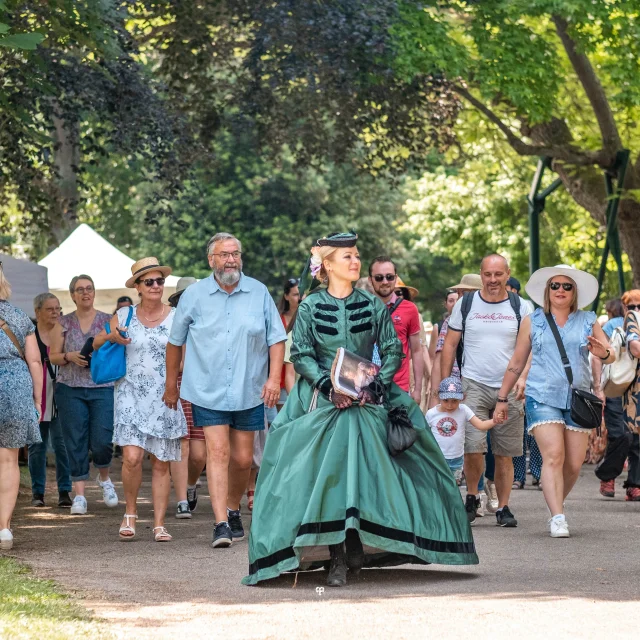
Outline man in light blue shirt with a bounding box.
[164,232,286,549]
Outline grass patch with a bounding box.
[0,557,112,640]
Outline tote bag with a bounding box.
[90,305,133,385]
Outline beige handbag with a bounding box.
[601,325,638,397]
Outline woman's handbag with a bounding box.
[386,405,418,456]
[90,306,133,385]
[545,313,604,430]
[601,314,640,397]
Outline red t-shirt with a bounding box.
[389,299,421,391]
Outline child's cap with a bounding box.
[439,377,463,400]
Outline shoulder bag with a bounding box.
[545,312,603,431]
[601,326,638,397]
[90,306,134,385]
[0,316,25,360]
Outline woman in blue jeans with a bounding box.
[497,265,614,538]
[28,293,72,508]
[50,275,119,515]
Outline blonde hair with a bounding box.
[0,266,11,300]
[317,246,339,283]
[543,276,578,314]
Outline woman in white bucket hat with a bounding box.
[496,265,614,539]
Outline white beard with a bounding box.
[216,267,241,286]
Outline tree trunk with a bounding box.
[51,107,79,246]
[554,159,640,287]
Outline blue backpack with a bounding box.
[90,305,134,385]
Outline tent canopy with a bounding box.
[39,224,180,314]
[0,253,49,317]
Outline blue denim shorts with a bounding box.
[191,402,265,431]
[525,396,590,433]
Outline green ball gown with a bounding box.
[242,288,477,585]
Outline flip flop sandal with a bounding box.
[247,491,255,512]
[153,526,172,542]
[119,514,137,540]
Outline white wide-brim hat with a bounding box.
[525,264,599,309]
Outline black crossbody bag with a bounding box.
[545,313,603,431]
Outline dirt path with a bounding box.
[8,459,640,639]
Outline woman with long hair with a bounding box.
[94,258,187,541]
[50,275,118,515]
[497,265,614,538]
[243,233,477,588]
[0,266,43,549]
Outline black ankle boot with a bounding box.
[345,529,364,575]
[327,543,347,587]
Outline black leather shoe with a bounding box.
[327,544,347,587]
[345,529,364,576]
[31,494,45,507]
[58,491,73,507]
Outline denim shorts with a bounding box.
[191,402,265,431]
[445,455,464,482]
[525,396,590,433]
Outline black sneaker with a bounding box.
[175,501,192,519]
[227,508,245,541]
[465,494,479,525]
[31,494,45,507]
[211,522,232,548]
[58,491,73,507]
[496,505,518,527]
[187,486,198,512]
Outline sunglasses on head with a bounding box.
[373,274,396,282]
[627,304,640,311]
[138,277,165,287]
[549,282,574,291]
[287,278,299,287]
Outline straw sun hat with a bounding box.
[168,276,198,306]
[525,264,598,310]
[125,257,172,288]
[395,276,419,300]
[448,274,482,291]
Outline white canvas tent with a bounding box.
[0,253,49,318]
[39,224,179,314]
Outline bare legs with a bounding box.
[0,448,19,530]
[170,439,189,503]
[120,445,171,532]
[203,425,255,522]
[188,440,206,486]
[533,424,590,516]
[74,467,110,498]
[494,455,515,508]
[463,452,484,495]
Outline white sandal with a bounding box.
[153,526,172,542]
[119,514,137,540]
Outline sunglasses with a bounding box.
[287,278,299,287]
[373,274,397,282]
[138,277,165,287]
[549,282,574,292]
[627,304,640,311]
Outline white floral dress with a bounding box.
[113,306,186,461]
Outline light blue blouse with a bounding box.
[525,308,597,410]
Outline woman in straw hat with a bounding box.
[243,233,477,588]
[496,265,614,538]
[94,258,187,542]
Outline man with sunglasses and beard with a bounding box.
[369,257,423,404]
[164,232,286,549]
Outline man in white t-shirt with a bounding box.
[441,254,532,527]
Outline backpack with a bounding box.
[455,291,521,370]
[601,325,639,397]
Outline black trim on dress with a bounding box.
[346,300,369,310]
[349,310,372,322]
[317,303,340,312]
[314,312,338,323]
[317,325,339,336]
[350,322,373,334]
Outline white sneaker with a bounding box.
[97,477,119,508]
[485,482,499,513]
[0,528,13,550]
[477,493,487,517]
[70,495,88,515]
[549,516,570,538]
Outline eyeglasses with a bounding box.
[138,277,165,287]
[627,304,640,311]
[74,286,94,294]
[373,274,397,282]
[212,251,242,261]
[549,282,574,292]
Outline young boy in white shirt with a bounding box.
[426,377,497,483]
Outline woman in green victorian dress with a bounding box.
[243,233,477,588]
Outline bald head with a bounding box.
[480,253,511,300]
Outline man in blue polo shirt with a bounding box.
[164,232,286,548]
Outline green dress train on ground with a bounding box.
[242,288,478,585]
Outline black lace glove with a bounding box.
[362,376,386,405]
